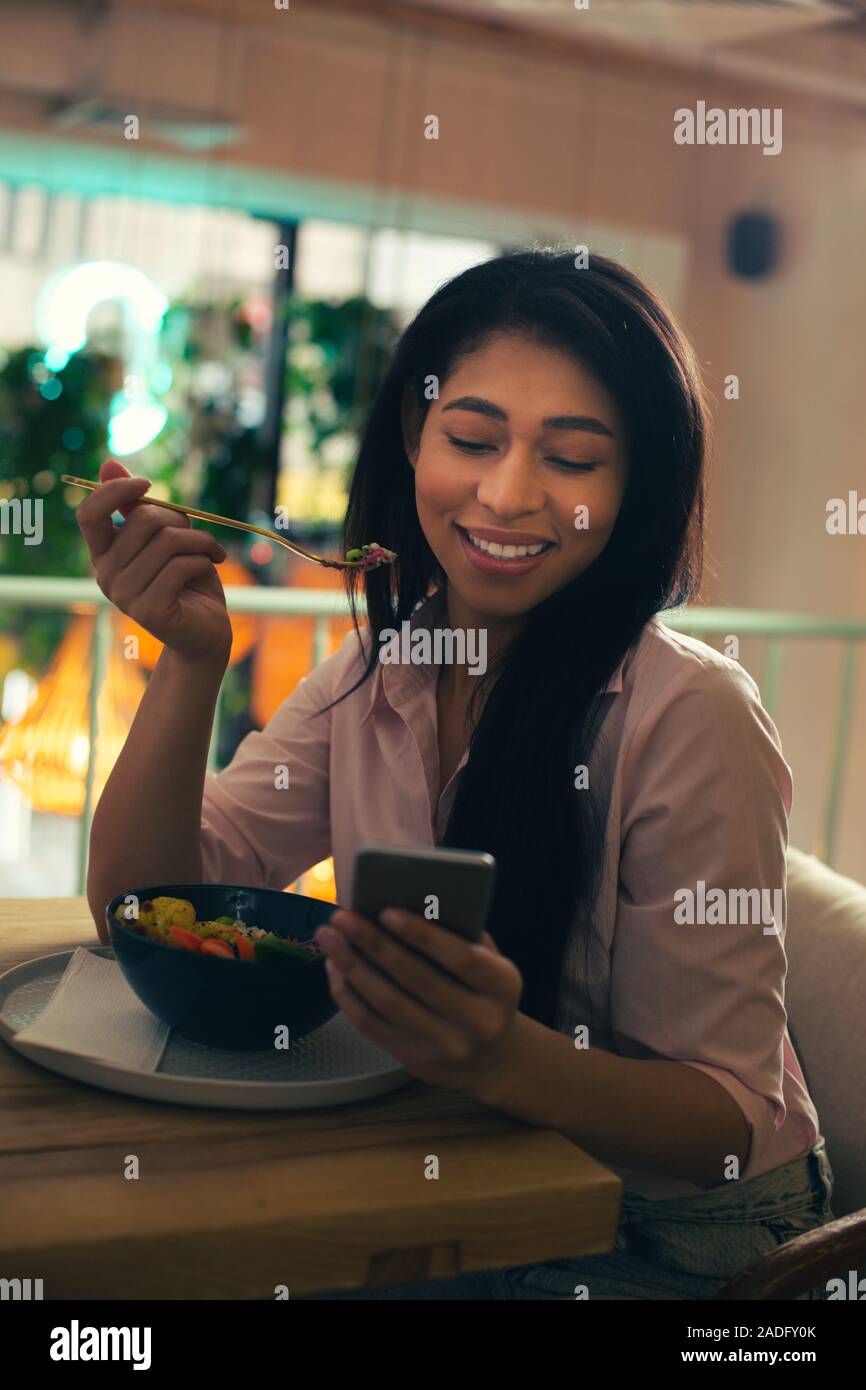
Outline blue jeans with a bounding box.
[305,1141,835,1300]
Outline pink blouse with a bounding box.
[200,588,821,1200]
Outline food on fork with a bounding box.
[343,541,398,571]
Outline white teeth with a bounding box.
[466,531,548,559]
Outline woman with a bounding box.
[81,248,833,1300]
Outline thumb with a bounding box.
[479,929,500,953]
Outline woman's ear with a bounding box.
[400,385,421,469]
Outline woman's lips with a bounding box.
[454,523,556,578]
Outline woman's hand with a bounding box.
[313,908,524,1094]
[76,458,233,666]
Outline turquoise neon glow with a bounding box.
[150,361,173,394]
[44,346,69,372]
[36,261,168,362]
[36,261,171,455]
[108,399,168,455]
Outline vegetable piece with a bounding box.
[344,541,397,570]
[214,915,236,925]
[360,545,398,572]
[253,935,322,963]
[170,926,204,952]
[151,896,197,929]
[201,939,234,959]
[232,932,256,960]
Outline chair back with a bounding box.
[785,847,866,1221]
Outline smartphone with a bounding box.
[351,843,496,943]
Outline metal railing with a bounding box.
[0,576,862,890]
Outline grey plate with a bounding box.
[0,949,412,1109]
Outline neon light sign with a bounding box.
[36,261,170,456]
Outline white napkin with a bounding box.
[16,948,170,1071]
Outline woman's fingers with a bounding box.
[320,917,454,1012]
[332,908,508,994]
[76,474,152,560]
[99,458,141,515]
[325,949,456,1033]
[99,457,130,482]
[323,926,511,1042]
[102,521,225,608]
[96,500,195,584]
[324,957,467,1058]
[322,910,521,1016]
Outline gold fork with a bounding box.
[59,475,397,572]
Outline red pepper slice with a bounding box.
[169,926,203,952]
[232,932,256,960]
[201,938,234,959]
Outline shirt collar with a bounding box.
[358,586,627,724]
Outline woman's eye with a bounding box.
[446,434,492,453]
[446,434,599,472]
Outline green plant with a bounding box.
[0,346,113,671]
[284,294,400,475]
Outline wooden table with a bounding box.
[0,898,622,1298]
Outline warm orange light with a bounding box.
[0,613,148,815]
[251,555,355,727]
[293,857,337,903]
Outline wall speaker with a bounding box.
[726,211,780,280]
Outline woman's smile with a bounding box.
[455,522,556,578]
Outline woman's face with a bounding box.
[404,331,629,621]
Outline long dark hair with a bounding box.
[324,248,708,1029]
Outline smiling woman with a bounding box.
[79,247,832,1302]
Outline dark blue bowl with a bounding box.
[106,884,340,1050]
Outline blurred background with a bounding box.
[0,0,864,899]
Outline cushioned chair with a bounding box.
[716,847,866,1299]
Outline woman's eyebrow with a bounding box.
[441,395,614,437]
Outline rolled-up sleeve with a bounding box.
[199,644,342,891]
[612,657,794,1177]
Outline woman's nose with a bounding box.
[475,444,545,517]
